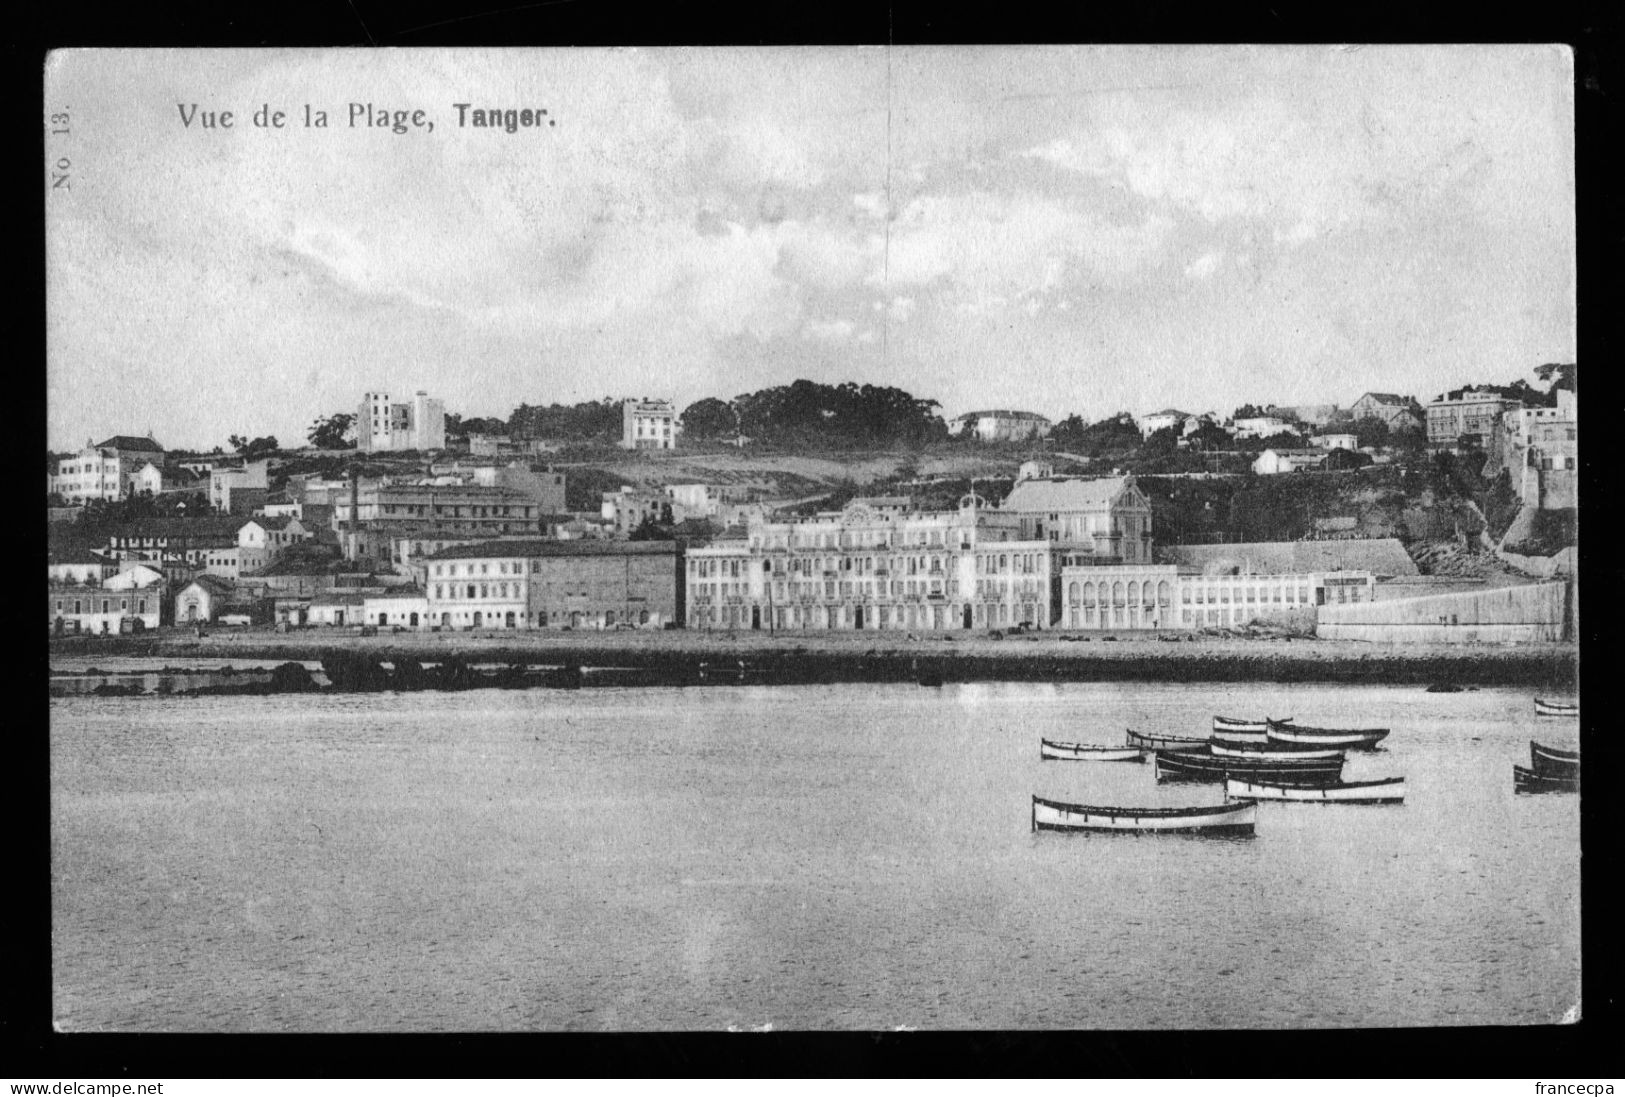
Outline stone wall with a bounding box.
[1317,581,1566,643]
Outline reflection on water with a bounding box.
[50,681,1580,1031]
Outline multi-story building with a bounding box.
[423,539,682,629]
[1350,392,1424,432]
[426,459,568,514]
[332,480,542,567]
[209,459,272,513]
[105,518,249,566]
[999,475,1155,563]
[51,435,166,502]
[47,549,118,585]
[236,517,313,574]
[948,409,1052,443]
[621,398,677,450]
[1426,389,1526,451]
[601,486,670,536]
[48,564,165,635]
[686,497,1055,632]
[357,390,447,452]
[1175,570,1374,629]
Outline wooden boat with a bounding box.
[1530,740,1579,778]
[1125,728,1212,752]
[1211,739,1344,761]
[1265,722,1390,751]
[1225,776,1405,804]
[1040,739,1145,763]
[1032,795,1256,836]
[1213,715,1286,733]
[1154,750,1344,785]
[1535,698,1579,717]
[1514,764,1579,794]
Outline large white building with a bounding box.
[357,390,447,452]
[621,398,677,450]
[51,435,166,503]
[947,409,1052,443]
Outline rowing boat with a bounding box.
[1534,698,1578,717]
[1211,739,1344,761]
[1265,722,1390,751]
[1154,750,1344,785]
[1514,763,1578,794]
[1125,728,1212,752]
[1530,740,1579,778]
[1040,739,1145,763]
[1224,776,1405,804]
[1031,795,1256,836]
[1213,715,1286,733]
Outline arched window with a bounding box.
[1157,580,1171,606]
[1068,581,1080,604]
[1112,581,1125,606]
[1083,581,1096,605]
[1127,581,1139,605]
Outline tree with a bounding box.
[1184,420,1233,452]
[307,412,355,450]
[1534,362,1576,397]
[1138,425,1181,456]
[229,435,280,460]
[680,397,739,441]
[1071,413,1143,458]
[628,514,675,541]
[1048,414,1090,449]
[1350,415,1390,449]
[1232,403,1268,421]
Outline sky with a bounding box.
[46,46,1575,452]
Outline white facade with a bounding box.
[1309,433,1358,451]
[1137,410,1191,437]
[362,593,431,628]
[357,390,447,452]
[948,410,1052,442]
[210,460,271,511]
[1233,416,1296,439]
[1253,448,1327,475]
[621,398,677,450]
[52,448,126,502]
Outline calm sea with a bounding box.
[50,681,1580,1031]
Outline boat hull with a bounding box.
[1032,795,1255,836]
[1535,699,1578,717]
[1265,726,1389,751]
[1530,741,1580,778]
[1213,715,1285,734]
[1125,729,1212,752]
[1225,776,1405,804]
[1212,738,1344,760]
[1040,740,1145,763]
[1155,751,1344,785]
[1514,763,1579,794]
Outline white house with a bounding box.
[1136,409,1192,438]
[1253,448,1327,475]
[1233,416,1297,440]
[362,590,431,629]
[48,550,118,585]
[948,410,1052,442]
[1310,433,1358,452]
[174,575,238,624]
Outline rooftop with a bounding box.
[1161,538,1418,578]
[1001,476,1135,512]
[953,409,1052,423]
[95,435,165,453]
[422,539,678,561]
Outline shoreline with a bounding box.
[49,628,1579,688]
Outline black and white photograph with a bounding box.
[44,45,1581,1035]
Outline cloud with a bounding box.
[1184,251,1222,280]
[803,318,855,342]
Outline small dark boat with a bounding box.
[1514,764,1579,794]
[1154,750,1344,785]
[1040,739,1145,763]
[1530,740,1579,778]
[1031,795,1255,836]
[1211,739,1344,761]
[1225,776,1405,804]
[1535,698,1579,717]
[1425,683,1464,693]
[1126,728,1212,752]
[1266,720,1389,751]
